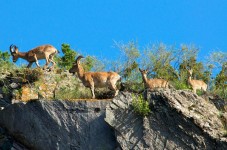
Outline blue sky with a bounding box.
[1,0,227,66]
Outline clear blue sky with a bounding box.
[1,0,227,65]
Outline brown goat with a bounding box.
[139,68,169,90]
[69,56,121,99]
[188,69,207,94]
[9,44,58,70]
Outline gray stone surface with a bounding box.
[105,90,227,150]
[0,127,28,150]
[1,89,227,150]
[0,99,116,150]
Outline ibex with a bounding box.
[188,69,207,94]
[69,56,121,99]
[139,68,169,90]
[9,44,58,70]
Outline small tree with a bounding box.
[215,63,227,97]
[114,41,140,81]
[0,51,15,74]
[0,51,10,62]
[56,43,77,70]
[82,56,104,72]
[206,51,227,97]
[142,43,177,81]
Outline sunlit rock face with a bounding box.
[105,90,227,150]
[1,89,227,150]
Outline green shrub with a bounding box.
[12,68,44,83]
[0,51,15,75]
[53,75,92,100]
[121,82,144,93]
[223,129,227,137]
[218,111,224,118]
[132,94,151,116]
[173,80,189,90]
[56,43,77,70]
[196,90,205,96]
[2,86,10,94]
[55,86,91,100]
[210,88,227,100]
[217,110,227,137]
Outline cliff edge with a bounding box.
[0,90,227,149]
[105,90,227,150]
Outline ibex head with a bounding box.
[139,68,148,75]
[9,44,19,62]
[186,68,193,76]
[69,55,84,73]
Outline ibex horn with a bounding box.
[10,44,15,53]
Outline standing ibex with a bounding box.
[139,68,169,90]
[188,69,207,94]
[9,44,58,70]
[69,56,121,99]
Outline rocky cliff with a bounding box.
[0,89,227,150]
[0,99,117,150]
[105,90,227,150]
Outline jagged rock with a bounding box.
[0,99,10,109]
[105,90,227,150]
[0,100,117,150]
[0,127,28,150]
[209,95,227,111]
[10,82,19,89]
[1,89,227,150]
[0,94,3,99]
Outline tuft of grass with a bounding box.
[218,111,224,118]
[196,90,204,96]
[53,74,92,100]
[2,86,10,95]
[55,86,91,100]
[210,89,227,101]
[217,110,227,137]
[20,68,44,83]
[132,94,151,116]
[173,80,189,90]
[223,130,227,137]
[10,67,44,83]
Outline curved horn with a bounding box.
[75,55,84,63]
[9,44,15,53]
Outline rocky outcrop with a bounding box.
[105,90,227,150]
[0,99,117,150]
[1,89,227,150]
[0,127,28,150]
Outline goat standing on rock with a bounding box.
[139,68,169,90]
[69,55,121,99]
[9,44,58,70]
[187,69,207,94]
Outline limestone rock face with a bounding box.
[0,100,116,150]
[105,90,227,150]
[1,90,227,150]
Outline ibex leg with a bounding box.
[43,55,50,70]
[34,54,40,68]
[90,84,95,99]
[48,55,56,70]
[27,62,33,68]
[109,82,118,97]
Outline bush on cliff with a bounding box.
[132,94,151,116]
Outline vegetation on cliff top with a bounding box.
[0,42,227,100]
